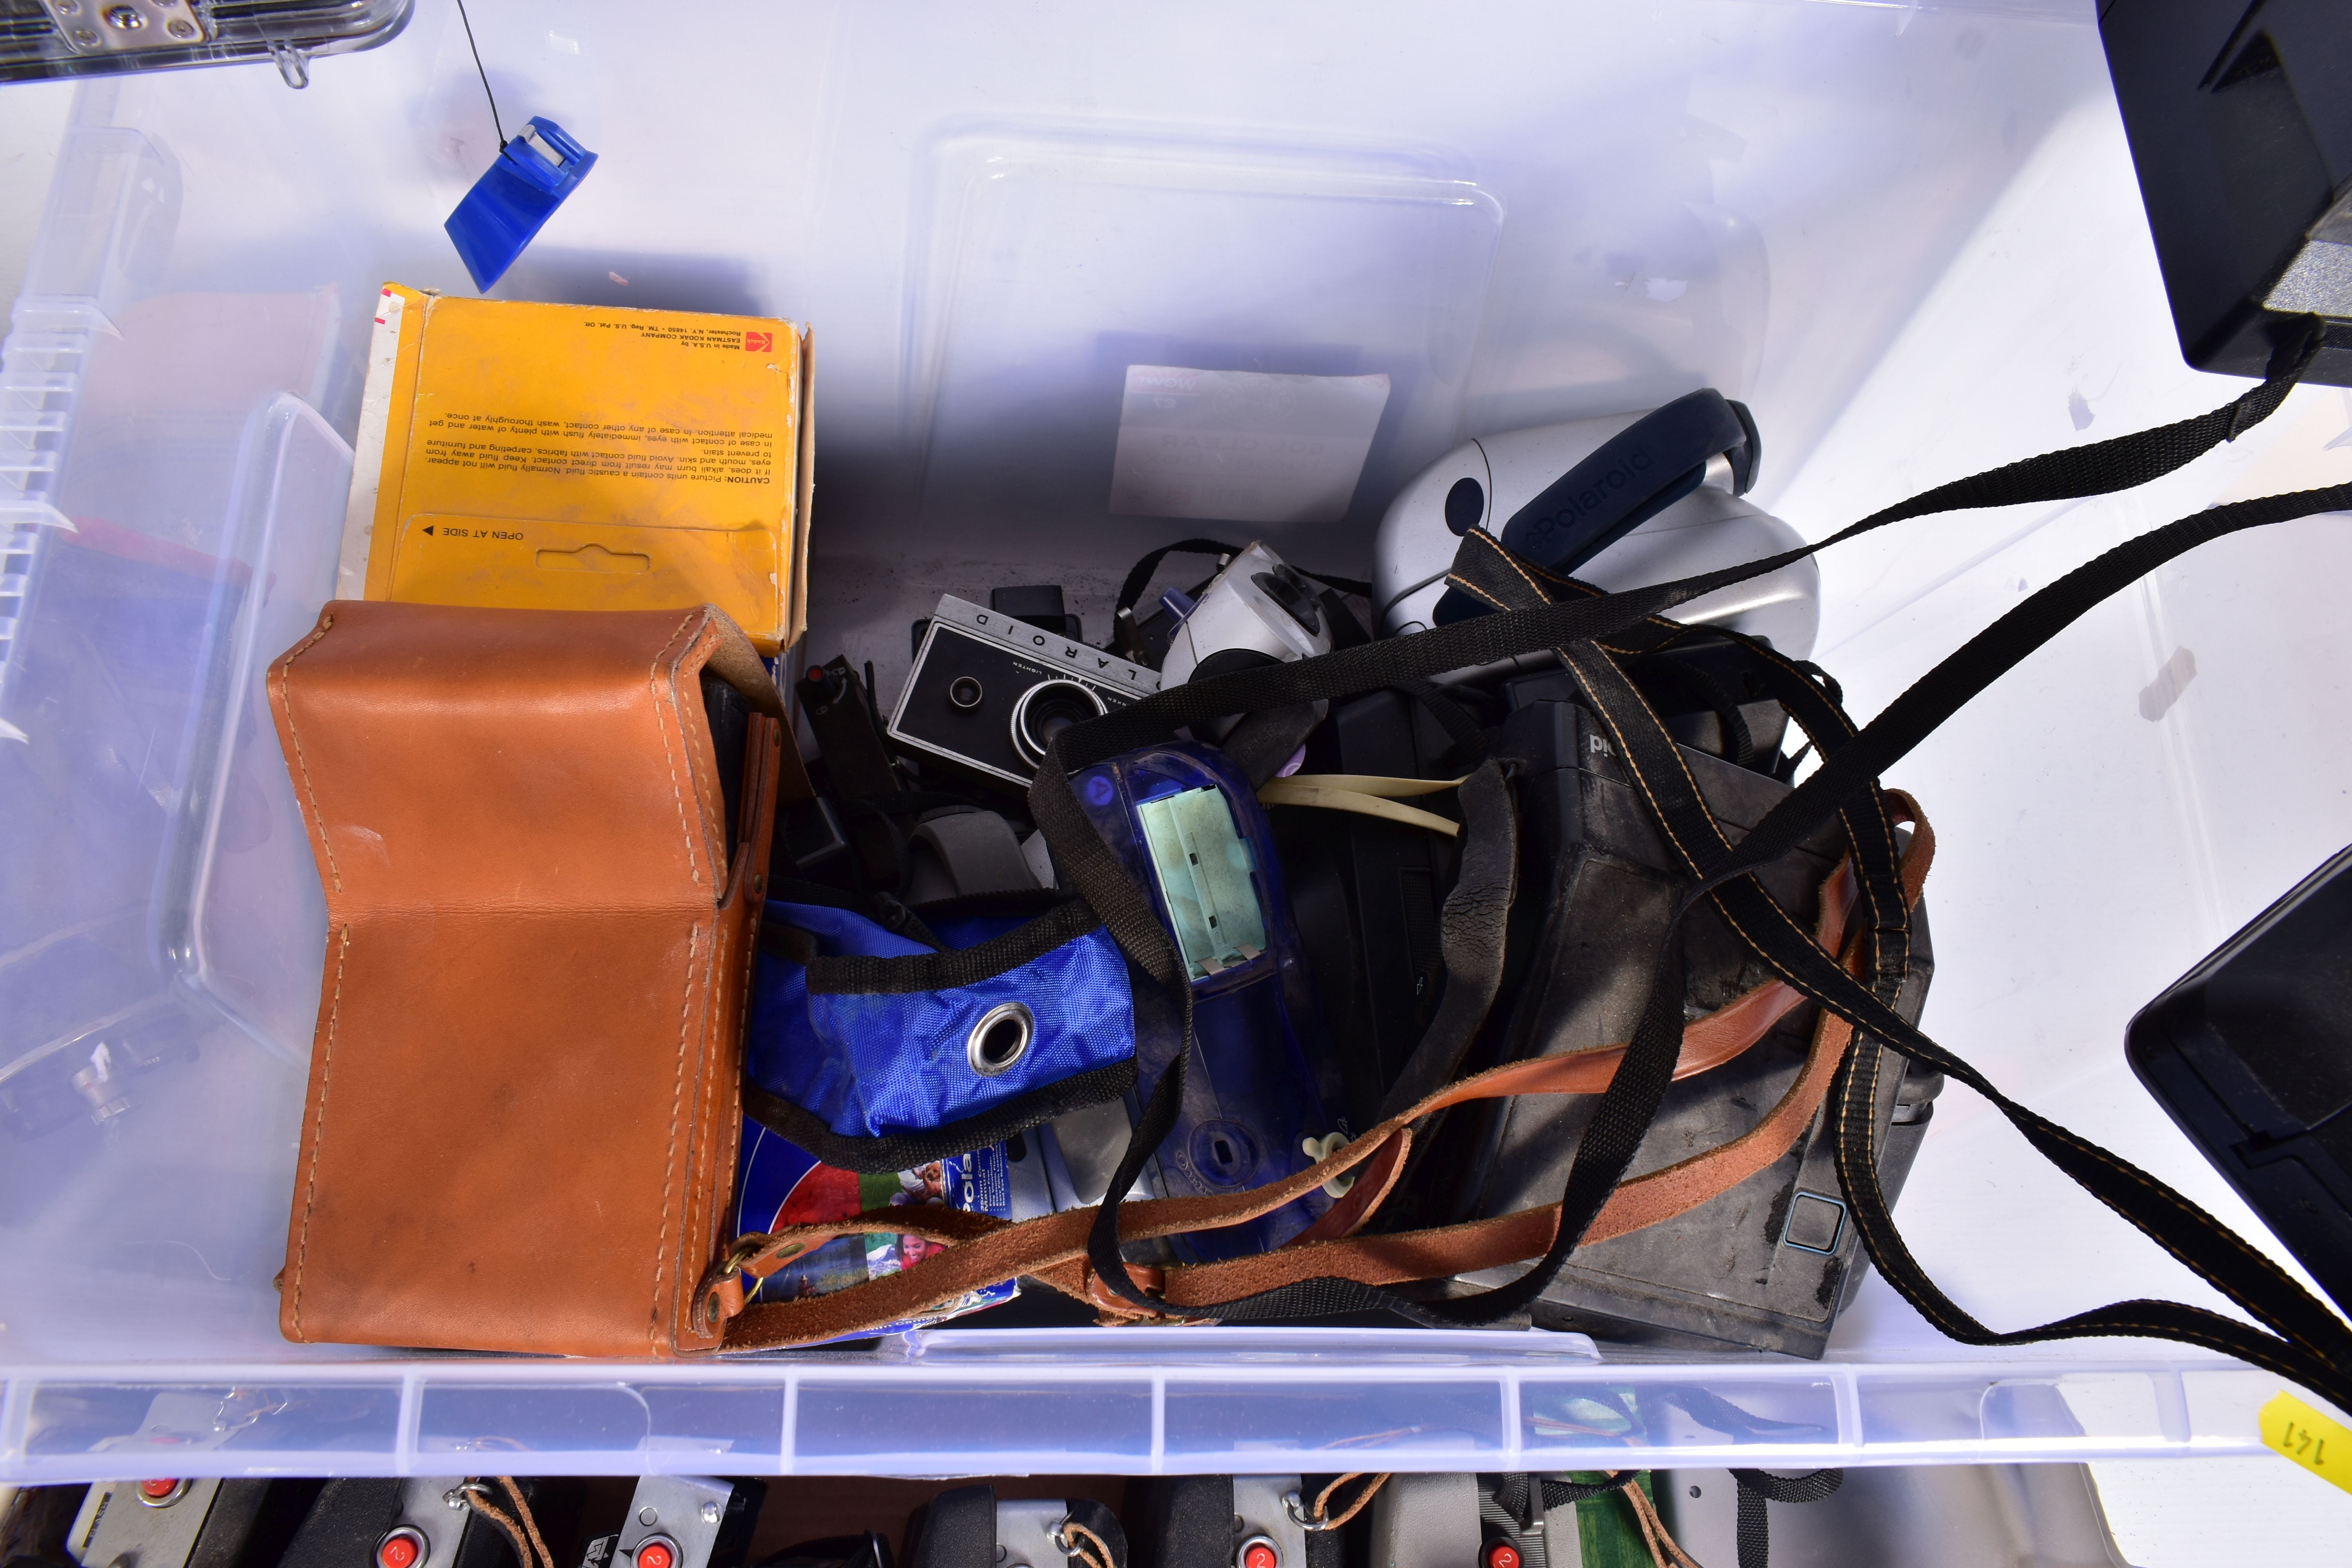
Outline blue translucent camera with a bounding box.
[1074,740,1347,1260]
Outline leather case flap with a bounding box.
[270,601,788,1356]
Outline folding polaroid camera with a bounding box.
[888,594,1159,790]
[1439,699,1939,1357]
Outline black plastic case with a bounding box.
[2126,844,2352,1315]
[2100,0,2352,385]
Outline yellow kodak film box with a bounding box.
[336,285,813,654]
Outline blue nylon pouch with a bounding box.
[742,893,1140,1173]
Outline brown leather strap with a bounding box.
[713,802,1930,1348]
[1113,798,1931,1312]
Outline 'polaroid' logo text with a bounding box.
[1528,445,1653,541]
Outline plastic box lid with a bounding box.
[4,0,2350,1480]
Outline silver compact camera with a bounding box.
[1159,541,1335,686]
[887,593,1161,789]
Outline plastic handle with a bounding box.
[1495,388,1753,577]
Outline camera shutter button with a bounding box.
[947,676,984,710]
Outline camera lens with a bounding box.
[1252,568,1322,636]
[1009,679,1107,767]
[947,675,984,710]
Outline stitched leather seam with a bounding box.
[276,617,343,894]
[679,924,725,1351]
[683,629,730,881]
[692,891,763,1347]
[651,922,699,1354]
[651,611,705,888]
[289,923,350,1339]
[708,910,758,1346]
[683,911,737,1348]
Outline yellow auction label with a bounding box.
[2261,1391,2352,1495]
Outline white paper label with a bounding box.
[1109,365,1391,524]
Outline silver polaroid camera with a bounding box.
[1159,541,1335,686]
[1372,391,1819,659]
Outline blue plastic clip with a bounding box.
[444,116,597,293]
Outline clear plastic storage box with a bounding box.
[5,0,2352,1482]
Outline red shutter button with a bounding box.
[1484,1544,1521,1568]
[636,1538,677,1568]
[377,1530,426,1568]
[136,1479,185,1506]
[1241,1543,1279,1568]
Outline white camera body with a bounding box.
[1374,411,1820,660]
[1160,541,1334,686]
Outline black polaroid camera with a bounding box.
[887,592,1160,790]
[2129,844,2352,1315]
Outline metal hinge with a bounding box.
[42,0,209,56]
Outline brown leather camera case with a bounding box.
[267,601,795,1356]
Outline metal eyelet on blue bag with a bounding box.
[967,1001,1034,1076]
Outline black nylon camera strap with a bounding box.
[1458,551,1916,1005]
[1027,330,2352,1376]
[1036,352,2309,1316]
[1473,468,2352,1406]
[1114,538,1374,616]
[1729,1470,1842,1568]
[1424,523,1927,1329]
[1516,478,2352,1407]
[1049,332,2311,765]
[1671,488,2352,1409]
[1372,756,1519,1121]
